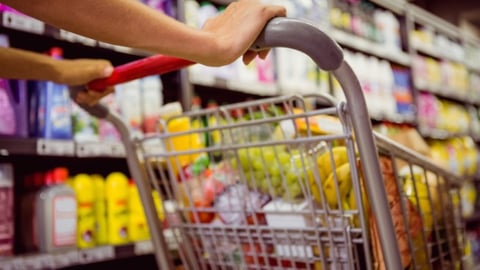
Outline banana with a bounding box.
[316,146,348,183]
[323,162,352,209]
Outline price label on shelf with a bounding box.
[58,30,96,46]
[76,142,113,157]
[78,246,115,264]
[134,241,153,256]
[2,11,44,34]
[37,139,75,156]
[110,142,126,157]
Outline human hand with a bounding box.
[53,58,115,105]
[200,0,286,66]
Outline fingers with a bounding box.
[75,86,115,106]
[242,50,257,65]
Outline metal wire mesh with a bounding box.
[135,94,465,270]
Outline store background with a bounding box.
[1,0,480,269]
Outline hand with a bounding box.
[200,0,286,66]
[53,58,115,105]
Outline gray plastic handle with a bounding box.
[251,17,344,71]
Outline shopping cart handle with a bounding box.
[251,17,343,71]
[87,55,194,91]
[85,17,343,92]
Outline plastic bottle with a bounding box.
[163,102,204,177]
[72,173,96,249]
[91,174,108,245]
[141,76,164,134]
[0,79,16,136]
[20,172,44,252]
[35,167,77,252]
[0,164,13,257]
[41,48,73,139]
[128,181,150,242]
[105,172,130,245]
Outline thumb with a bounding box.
[97,61,114,78]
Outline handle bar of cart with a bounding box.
[70,17,402,270]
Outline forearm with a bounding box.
[2,0,218,64]
[0,47,59,81]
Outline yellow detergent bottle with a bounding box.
[91,174,107,245]
[105,172,130,245]
[128,181,150,242]
[72,173,96,249]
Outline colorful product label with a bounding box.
[52,196,77,247]
[77,201,96,248]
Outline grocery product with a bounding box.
[128,181,150,242]
[367,157,422,269]
[35,167,77,252]
[91,174,108,245]
[72,173,96,248]
[105,172,130,245]
[0,164,13,257]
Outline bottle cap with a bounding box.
[52,167,69,184]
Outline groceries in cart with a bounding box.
[141,96,463,270]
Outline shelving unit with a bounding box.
[1,0,480,268]
[0,241,153,270]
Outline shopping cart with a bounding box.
[72,18,466,270]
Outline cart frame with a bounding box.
[71,17,466,270]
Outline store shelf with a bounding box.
[0,137,126,158]
[0,241,154,270]
[414,80,471,104]
[189,71,279,96]
[370,112,417,125]
[418,126,469,140]
[411,41,464,64]
[331,29,411,66]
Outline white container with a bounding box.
[35,168,77,253]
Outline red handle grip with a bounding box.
[87,54,194,91]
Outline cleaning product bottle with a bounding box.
[91,174,108,245]
[41,48,73,139]
[35,167,77,252]
[72,173,96,249]
[0,79,16,136]
[20,172,44,252]
[105,172,130,245]
[128,181,150,242]
[0,164,13,257]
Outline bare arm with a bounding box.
[0,47,115,105]
[3,0,286,66]
[0,47,113,85]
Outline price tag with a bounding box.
[2,11,44,34]
[78,246,114,264]
[59,30,96,46]
[51,250,79,268]
[76,142,113,157]
[37,139,75,156]
[134,241,153,255]
[110,142,126,157]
